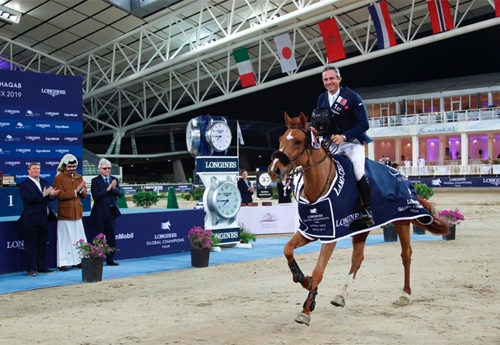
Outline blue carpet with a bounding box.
[0,234,440,295]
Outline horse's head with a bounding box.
[268,112,311,181]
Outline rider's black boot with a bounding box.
[356,175,374,226]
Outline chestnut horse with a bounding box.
[268,112,449,326]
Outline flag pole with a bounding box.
[237,120,240,169]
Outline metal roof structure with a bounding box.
[0,0,499,165]
[359,72,500,102]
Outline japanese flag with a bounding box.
[273,33,298,73]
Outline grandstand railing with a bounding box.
[370,107,500,128]
[397,164,500,176]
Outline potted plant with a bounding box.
[413,182,434,235]
[382,222,398,242]
[210,233,221,252]
[75,234,116,283]
[187,226,214,268]
[437,209,465,241]
[240,226,257,244]
[132,190,159,208]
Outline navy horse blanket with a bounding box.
[296,155,433,243]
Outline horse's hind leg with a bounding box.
[331,231,369,308]
[295,242,337,326]
[284,232,313,290]
[395,220,412,305]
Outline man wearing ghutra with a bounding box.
[53,154,88,271]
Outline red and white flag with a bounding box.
[273,33,297,73]
[318,18,345,63]
[495,0,500,17]
[427,0,454,34]
[337,96,347,106]
[368,1,397,50]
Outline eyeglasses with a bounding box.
[101,167,111,170]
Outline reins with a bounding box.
[286,126,336,203]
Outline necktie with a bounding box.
[105,178,109,185]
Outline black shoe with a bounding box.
[27,270,37,277]
[72,263,82,269]
[107,261,119,266]
[358,209,375,226]
[38,268,55,273]
[57,266,68,272]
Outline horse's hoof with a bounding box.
[294,312,310,326]
[330,295,345,307]
[398,295,411,306]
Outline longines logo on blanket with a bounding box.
[41,88,66,97]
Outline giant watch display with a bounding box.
[205,119,232,152]
[206,176,241,225]
[186,117,201,157]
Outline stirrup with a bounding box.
[358,213,374,226]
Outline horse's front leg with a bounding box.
[295,242,336,326]
[395,221,412,305]
[284,232,314,290]
[331,231,369,308]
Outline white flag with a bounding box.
[237,120,245,145]
[274,33,297,73]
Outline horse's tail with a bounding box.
[412,197,450,235]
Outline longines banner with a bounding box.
[0,69,82,184]
[0,209,204,274]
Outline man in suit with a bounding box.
[313,65,374,226]
[237,169,254,205]
[277,173,292,204]
[90,158,122,266]
[18,162,60,276]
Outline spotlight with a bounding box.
[0,5,22,24]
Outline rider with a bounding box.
[311,65,374,226]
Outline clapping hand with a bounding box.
[43,187,60,197]
[109,179,117,190]
[77,180,86,194]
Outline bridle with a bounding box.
[272,126,336,202]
